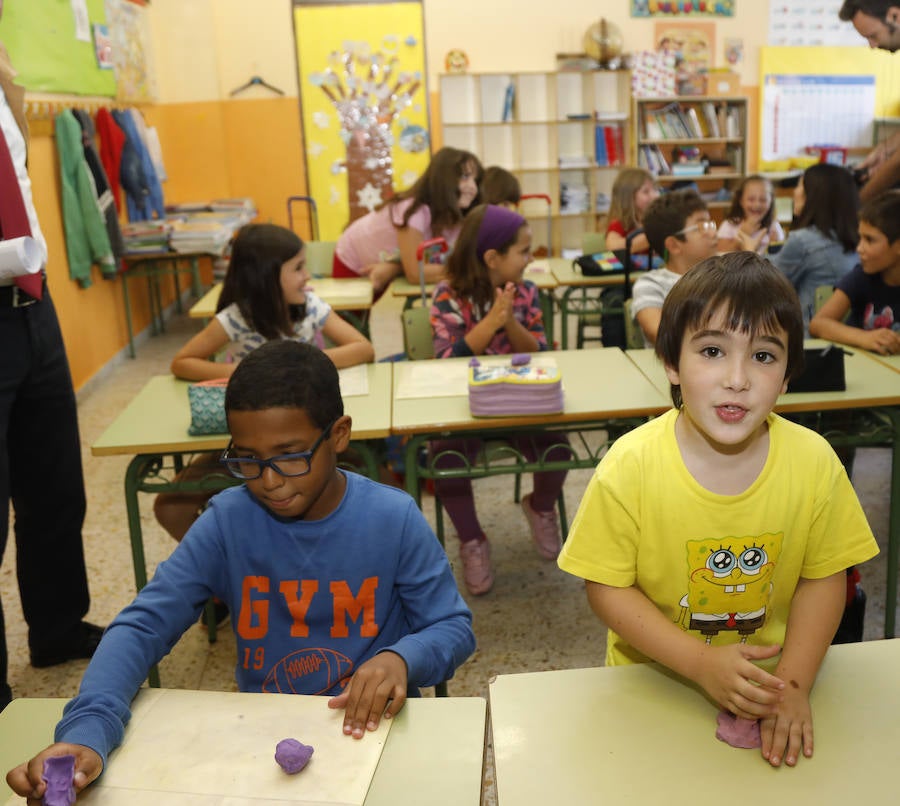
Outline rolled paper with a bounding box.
[274,738,314,774]
[0,236,42,280]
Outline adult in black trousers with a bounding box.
[0,19,103,711]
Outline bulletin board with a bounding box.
[0,0,116,96]
[759,46,900,164]
[293,1,429,240]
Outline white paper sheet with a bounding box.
[395,356,558,399]
[338,365,369,397]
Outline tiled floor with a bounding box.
[2,289,894,804]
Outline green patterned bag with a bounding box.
[187,378,229,435]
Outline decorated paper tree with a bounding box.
[310,41,421,224]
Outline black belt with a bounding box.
[0,281,44,307]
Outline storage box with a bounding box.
[703,71,740,96]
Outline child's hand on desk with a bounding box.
[759,683,813,768]
[327,650,408,739]
[7,742,102,804]
[860,327,900,356]
[695,643,785,722]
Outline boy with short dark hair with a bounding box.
[559,252,878,769]
[632,189,718,346]
[8,341,475,801]
[810,189,900,356]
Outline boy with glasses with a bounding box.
[8,341,475,802]
[631,189,719,346]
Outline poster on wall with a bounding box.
[105,0,157,102]
[768,1,864,46]
[632,1,734,17]
[654,21,715,94]
[294,1,429,240]
[761,74,875,162]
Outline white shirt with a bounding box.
[0,85,48,272]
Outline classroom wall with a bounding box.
[7,1,891,390]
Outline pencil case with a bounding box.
[468,355,563,417]
[187,378,229,435]
[786,345,847,393]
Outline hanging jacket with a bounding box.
[95,107,125,213]
[54,110,115,287]
[113,108,165,221]
[73,108,124,272]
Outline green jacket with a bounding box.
[54,109,115,287]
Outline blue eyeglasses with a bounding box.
[220,419,337,480]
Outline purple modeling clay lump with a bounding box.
[468,357,480,367]
[275,738,314,774]
[715,710,762,749]
[510,353,531,366]
[42,755,76,806]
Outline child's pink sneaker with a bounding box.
[521,493,561,559]
[459,537,494,595]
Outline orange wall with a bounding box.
[31,96,309,392]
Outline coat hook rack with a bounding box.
[230,75,285,97]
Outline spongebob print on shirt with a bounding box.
[677,533,783,643]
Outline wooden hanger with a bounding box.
[229,76,284,97]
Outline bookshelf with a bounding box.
[633,96,748,214]
[439,70,632,254]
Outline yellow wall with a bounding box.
[9,1,895,390]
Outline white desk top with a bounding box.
[190,278,374,319]
[626,341,900,413]
[391,348,671,436]
[0,690,486,806]
[490,639,900,805]
[91,366,392,456]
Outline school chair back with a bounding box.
[814,284,834,314]
[623,298,644,349]
[304,240,336,278]
[286,195,319,240]
[402,237,447,360]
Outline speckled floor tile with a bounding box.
[1,290,893,806]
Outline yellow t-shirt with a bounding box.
[558,409,878,667]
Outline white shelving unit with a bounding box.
[439,70,631,255]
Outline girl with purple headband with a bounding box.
[430,204,570,595]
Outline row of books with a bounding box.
[642,102,741,141]
[594,124,626,167]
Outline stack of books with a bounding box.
[121,221,171,254]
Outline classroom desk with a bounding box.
[489,639,900,805]
[121,250,211,358]
[0,690,486,806]
[390,263,559,345]
[548,258,646,349]
[189,277,375,320]
[91,367,392,683]
[392,349,672,525]
[626,345,900,638]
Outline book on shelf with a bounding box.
[685,107,705,138]
[594,123,625,167]
[639,144,671,176]
[702,102,721,137]
[644,111,664,140]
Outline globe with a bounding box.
[583,18,624,66]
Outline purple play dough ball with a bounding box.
[274,738,314,774]
[41,755,76,806]
[511,353,531,366]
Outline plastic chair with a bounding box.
[401,238,447,360]
[623,298,644,350]
[814,284,834,314]
[305,240,336,278]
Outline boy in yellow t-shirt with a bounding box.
[559,252,877,770]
